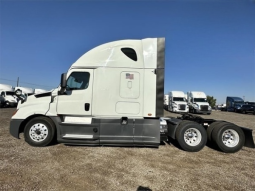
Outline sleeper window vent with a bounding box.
[121,48,137,61]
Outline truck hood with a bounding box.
[17,92,52,109]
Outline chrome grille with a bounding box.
[179,104,186,110]
[200,105,209,111]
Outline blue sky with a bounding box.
[0,0,254,104]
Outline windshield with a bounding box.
[173,97,186,101]
[234,101,244,105]
[6,91,15,96]
[194,98,207,102]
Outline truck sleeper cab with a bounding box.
[10,38,165,148]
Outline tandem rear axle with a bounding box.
[160,114,254,153]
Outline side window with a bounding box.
[121,48,137,61]
[66,72,90,90]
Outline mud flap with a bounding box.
[241,127,255,148]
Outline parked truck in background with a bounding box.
[9,38,254,153]
[164,94,169,110]
[187,91,211,115]
[0,84,18,107]
[168,91,188,113]
[226,96,245,112]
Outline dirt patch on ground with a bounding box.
[0,108,254,191]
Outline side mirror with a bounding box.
[15,89,26,103]
[15,89,22,96]
[61,73,67,88]
[59,73,67,95]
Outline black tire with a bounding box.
[206,121,228,142]
[24,116,56,147]
[211,123,245,153]
[207,113,211,115]
[176,121,207,152]
[193,108,196,114]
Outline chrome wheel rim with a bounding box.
[184,128,202,146]
[29,123,48,142]
[222,129,239,147]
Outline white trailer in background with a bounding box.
[164,94,169,110]
[0,84,18,107]
[0,84,13,92]
[34,89,48,94]
[187,91,211,115]
[168,91,189,113]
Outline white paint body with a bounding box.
[168,91,189,113]
[12,38,164,121]
[34,89,48,94]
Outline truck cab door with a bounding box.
[56,69,99,144]
[57,69,93,115]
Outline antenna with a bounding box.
[17,77,19,87]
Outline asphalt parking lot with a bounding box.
[0,108,254,191]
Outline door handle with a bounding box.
[85,103,90,111]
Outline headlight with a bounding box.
[193,104,199,108]
[209,106,211,110]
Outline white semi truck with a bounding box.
[0,84,18,107]
[164,94,169,110]
[10,38,254,153]
[168,91,189,113]
[187,91,212,115]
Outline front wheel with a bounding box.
[24,117,56,147]
[211,123,245,153]
[176,121,207,152]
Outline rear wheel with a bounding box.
[176,121,207,152]
[207,121,226,142]
[24,117,56,147]
[211,123,245,153]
